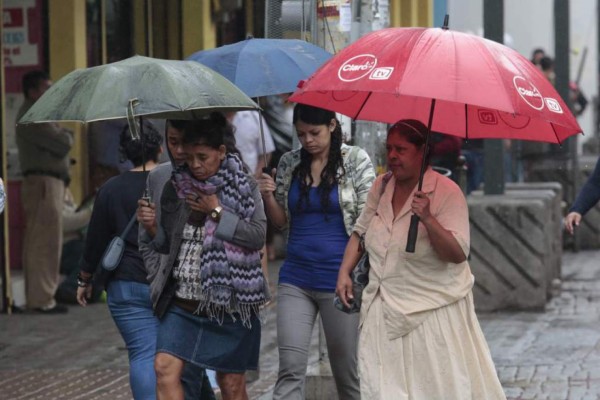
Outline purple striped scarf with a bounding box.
[172,154,269,328]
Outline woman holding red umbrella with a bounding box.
[336,120,506,399]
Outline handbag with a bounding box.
[334,172,392,314]
[100,213,137,271]
[334,234,369,314]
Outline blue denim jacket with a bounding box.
[274,144,376,236]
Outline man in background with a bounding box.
[16,70,73,313]
[227,110,275,176]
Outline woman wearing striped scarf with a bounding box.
[147,114,269,400]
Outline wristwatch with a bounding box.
[210,206,223,222]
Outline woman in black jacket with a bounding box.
[76,122,163,400]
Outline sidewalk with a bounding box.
[479,250,600,400]
[1,251,599,399]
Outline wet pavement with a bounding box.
[479,250,600,400]
[1,250,600,399]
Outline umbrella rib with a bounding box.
[354,92,373,120]
[464,104,469,142]
[157,64,187,113]
[395,28,430,94]
[479,38,517,113]
[551,123,562,146]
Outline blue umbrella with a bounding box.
[187,37,332,98]
[188,38,332,171]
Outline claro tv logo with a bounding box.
[338,55,377,82]
[513,76,544,110]
[338,55,394,82]
[513,76,563,113]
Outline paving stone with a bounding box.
[499,366,519,383]
[516,365,537,382]
[5,250,600,398]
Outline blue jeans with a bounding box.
[107,280,159,400]
[107,280,214,400]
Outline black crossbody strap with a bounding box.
[119,213,138,240]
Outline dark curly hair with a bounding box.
[22,70,49,98]
[292,104,345,214]
[181,112,240,154]
[180,112,247,172]
[120,120,162,167]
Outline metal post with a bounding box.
[0,0,11,313]
[553,1,572,159]
[555,0,577,250]
[597,0,600,141]
[100,0,107,64]
[483,0,504,195]
[145,0,154,57]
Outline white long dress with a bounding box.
[353,170,506,400]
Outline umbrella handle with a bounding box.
[405,98,436,254]
[405,214,420,253]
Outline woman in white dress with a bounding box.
[336,120,506,400]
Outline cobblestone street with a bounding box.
[1,251,600,399]
[480,251,600,400]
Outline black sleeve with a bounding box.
[570,157,600,216]
[80,186,113,273]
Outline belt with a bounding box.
[23,170,63,180]
[172,297,209,316]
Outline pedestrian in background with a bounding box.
[227,110,275,176]
[531,47,546,66]
[565,158,600,235]
[336,120,506,399]
[17,70,73,314]
[55,187,98,304]
[137,119,216,400]
[77,121,162,400]
[261,94,296,261]
[146,114,269,400]
[257,104,375,400]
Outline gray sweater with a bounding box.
[138,162,172,283]
[16,98,73,181]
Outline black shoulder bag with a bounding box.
[334,172,392,314]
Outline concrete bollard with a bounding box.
[505,182,563,297]
[467,196,550,311]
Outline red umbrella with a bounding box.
[290,24,583,252]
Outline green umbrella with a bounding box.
[18,55,258,124]
[18,55,259,178]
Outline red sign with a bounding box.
[3,8,24,28]
[3,0,45,93]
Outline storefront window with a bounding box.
[87,0,133,67]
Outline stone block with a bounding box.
[505,183,563,290]
[471,187,560,294]
[467,196,550,311]
[477,184,563,299]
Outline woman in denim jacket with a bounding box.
[257,104,375,400]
